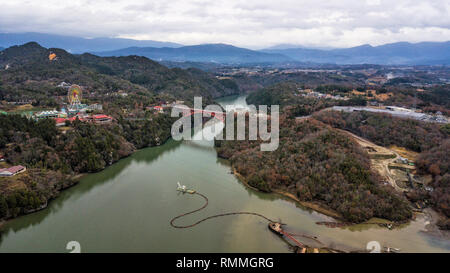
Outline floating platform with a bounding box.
[268,222,283,236]
[177,188,196,194]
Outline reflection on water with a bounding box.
[0,95,448,253]
[0,140,182,242]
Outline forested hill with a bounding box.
[215,115,412,223]
[0,42,240,105]
[246,82,367,116]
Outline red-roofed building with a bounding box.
[54,118,67,127]
[92,114,113,124]
[69,116,85,122]
[53,115,86,126]
[153,106,163,113]
[0,165,26,177]
[53,114,111,125]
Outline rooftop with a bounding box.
[0,165,25,174]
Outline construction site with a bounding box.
[339,129,433,210]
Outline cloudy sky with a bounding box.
[0,0,449,48]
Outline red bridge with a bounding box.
[172,106,226,121]
[171,105,269,122]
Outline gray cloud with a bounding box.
[0,0,449,48]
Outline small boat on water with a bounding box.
[268,222,284,236]
[177,182,196,194]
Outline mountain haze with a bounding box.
[1,33,448,65]
[93,44,293,64]
[0,33,182,54]
[262,41,450,65]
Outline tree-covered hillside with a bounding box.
[215,115,412,223]
[246,82,366,117]
[0,42,242,221]
[314,110,449,229]
[0,42,240,106]
[0,112,175,220]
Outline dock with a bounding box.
[268,222,306,250]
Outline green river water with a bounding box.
[0,95,449,253]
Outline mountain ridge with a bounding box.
[0,32,182,53]
[0,42,240,104]
[262,41,450,65]
[1,32,449,65]
[93,43,293,64]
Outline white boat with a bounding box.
[177,182,196,194]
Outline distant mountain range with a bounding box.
[95,41,450,65]
[263,44,335,50]
[0,33,449,65]
[262,42,450,65]
[93,44,292,64]
[0,32,182,53]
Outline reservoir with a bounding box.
[0,95,449,253]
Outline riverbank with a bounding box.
[226,137,448,236]
[231,167,344,221]
[0,170,86,227]
[0,135,172,226]
[223,142,419,229]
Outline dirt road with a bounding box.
[335,129,407,192]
